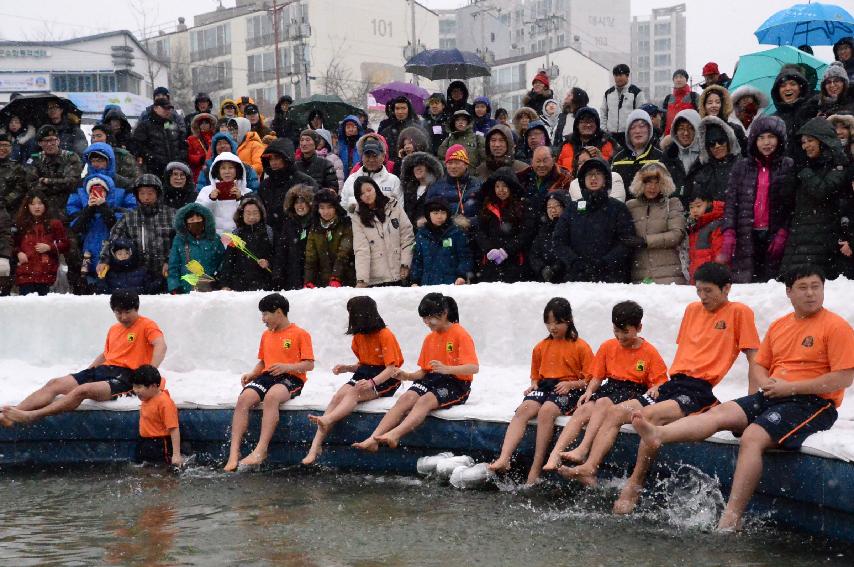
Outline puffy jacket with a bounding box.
[195,132,260,192]
[187,113,216,182]
[410,222,473,285]
[555,106,616,172]
[528,192,570,283]
[14,218,68,285]
[661,109,702,203]
[611,110,664,188]
[273,184,314,290]
[340,162,403,213]
[600,83,646,135]
[295,152,338,190]
[379,98,422,159]
[351,198,415,285]
[516,164,573,219]
[437,120,487,174]
[475,171,535,283]
[686,116,742,203]
[688,201,725,283]
[218,197,274,292]
[523,87,555,115]
[316,146,344,190]
[82,142,127,188]
[131,110,187,177]
[25,150,83,219]
[162,163,198,210]
[93,238,156,295]
[98,200,175,276]
[232,117,265,177]
[771,65,817,164]
[303,215,356,287]
[472,96,497,135]
[400,151,444,225]
[102,106,134,152]
[167,202,225,293]
[425,173,482,229]
[662,85,699,135]
[422,103,451,156]
[337,115,365,173]
[475,123,529,181]
[7,124,36,164]
[257,138,317,234]
[196,152,252,233]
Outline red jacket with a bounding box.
[688,201,725,283]
[14,219,69,286]
[187,131,213,183]
[664,85,698,135]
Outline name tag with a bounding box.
[432,125,443,135]
[442,238,453,248]
[577,200,587,211]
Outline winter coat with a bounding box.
[685,116,742,204]
[0,208,9,261]
[688,201,725,283]
[25,150,83,219]
[257,138,318,235]
[273,185,314,290]
[50,116,88,157]
[539,98,560,141]
[626,163,686,284]
[472,96,497,136]
[101,106,134,152]
[400,151,443,225]
[379,100,421,159]
[698,85,748,156]
[316,147,344,190]
[523,88,555,115]
[555,107,616,172]
[611,110,664,189]
[218,199,274,292]
[94,239,155,295]
[553,158,635,283]
[392,126,431,176]
[82,142,124,187]
[661,109,702,203]
[511,107,539,161]
[662,85,699,135]
[167,203,225,293]
[97,190,176,275]
[7,124,36,164]
[475,172,535,283]
[337,115,365,173]
[475,123,529,181]
[567,173,626,203]
[303,215,356,287]
[780,118,849,278]
[730,86,770,135]
[67,173,138,269]
[131,110,187,177]
[196,152,252,234]
[425,173,483,229]
[340,136,403,212]
[271,96,301,145]
[422,107,451,156]
[833,37,854,81]
[410,222,473,286]
[771,66,817,164]
[600,83,646,135]
[162,165,198,211]
[184,93,214,133]
[517,164,573,219]
[231,117,265,177]
[446,80,474,115]
[195,132,260,192]
[528,192,571,283]
[187,113,216,183]
[295,153,338,190]
[14,218,68,286]
[351,198,415,286]
[437,121,487,175]
[723,115,794,283]
[0,157,33,214]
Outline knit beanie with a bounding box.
[824,61,849,86]
[445,144,470,165]
[533,70,550,89]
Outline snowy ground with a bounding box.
[1,281,853,462]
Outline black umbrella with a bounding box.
[404,49,491,81]
[289,94,362,130]
[0,93,82,128]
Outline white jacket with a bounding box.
[351,199,415,285]
[568,173,626,203]
[196,152,251,233]
[340,166,403,213]
[600,83,647,135]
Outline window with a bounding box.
[638,55,649,68]
[250,86,276,109]
[440,38,456,49]
[638,23,649,35]
[654,53,671,66]
[637,71,650,84]
[493,63,526,92]
[191,23,231,61]
[654,22,671,35]
[637,40,649,52]
[247,52,276,84]
[654,69,671,82]
[192,61,232,93]
[52,72,119,93]
[246,13,276,49]
[439,19,456,34]
[152,39,170,59]
[654,38,671,50]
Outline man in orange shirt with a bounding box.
[633,266,854,531]
[1,291,167,427]
[224,293,315,472]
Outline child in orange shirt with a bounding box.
[544,301,667,483]
[2,291,167,428]
[353,293,479,452]
[302,296,404,465]
[224,293,315,472]
[489,297,593,484]
[132,365,182,467]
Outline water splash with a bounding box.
[656,464,725,530]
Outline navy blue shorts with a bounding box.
[243,372,304,401]
[72,365,133,397]
[347,364,401,398]
[590,378,648,405]
[733,392,837,450]
[639,374,718,416]
[135,436,173,465]
[408,373,470,408]
[523,379,584,415]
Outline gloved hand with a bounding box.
[303,282,316,289]
[716,229,736,264]
[0,257,10,277]
[486,249,501,262]
[328,278,342,288]
[487,248,508,265]
[767,228,789,262]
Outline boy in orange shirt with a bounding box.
[354,293,479,452]
[132,365,182,467]
[224,293,315,472]
[633,266,854,531]
[2,291,167,427]
[544,301,667,480]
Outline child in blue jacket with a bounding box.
[410,199,472,286]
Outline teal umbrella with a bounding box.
[729,46,828,114]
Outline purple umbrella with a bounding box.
[370,81,430,114]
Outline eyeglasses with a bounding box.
[40,137,60,144]
[46,104,61,110]
[0,142,11,148]
[708,140,728,147]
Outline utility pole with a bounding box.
[524,15,566,76]
[270,0,284,99]
[469,0,500,96]
[410,0,419,86]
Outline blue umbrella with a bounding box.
[405,49,491,81]
[755,2,854,46]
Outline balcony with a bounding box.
[247,69,278,85]
[190,45,231,63]
[246,33,275,50]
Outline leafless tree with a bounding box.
[130,0,167,97]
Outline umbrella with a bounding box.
[755,2,854,47]
[290,94,361,130]
[729,46,829,114]
[0,93,82,128]
[370,81,430,114]
[405,49,491,81]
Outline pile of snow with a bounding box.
[1,280,853,462]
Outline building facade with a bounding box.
[630,4,687,104]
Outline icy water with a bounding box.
[0,465,850,567]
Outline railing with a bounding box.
[246,33,275,50]
[190,45,231,62]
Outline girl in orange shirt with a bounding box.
[489,297,593,484]
[303,296,404,465]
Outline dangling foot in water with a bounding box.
[239,451,267,468]
[557,464,598,487]
[559,445,588,464]
[352,437,379,452]
[374,432,399,449]
[613,482,642,515]
[487,457,511,473]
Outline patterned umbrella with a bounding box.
[755,2,854,46]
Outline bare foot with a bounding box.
[556,465,598,487]
[374,433,399,449]
[542,453,561,471]
[4,407,36,425]
[525,475,543,486]
[223,458,239,472]
[0,410,14,428]
[487,458,511,473]
[239,451,267,467]
[301,448,322,466]
[352,437,380,452]
[308,414,329,429]
[716,511,743,533]
[613,483,642,515]
[632,412,662,451]
[560,446,588,464]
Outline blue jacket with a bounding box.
[83,142,118,181]
[472,96,496,136]
[168,202,225,293]
[94,238,155,295]
[410,223,473,285]
[337,115,364,173]
[425,174,482,226]
[195,132,259,192]
[67,172,137,266]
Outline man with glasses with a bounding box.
[44,99,87,157]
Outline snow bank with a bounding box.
[2,280,853,461]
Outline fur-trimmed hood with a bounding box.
[401,151,444,187]
[697,115,741,163]
[731,85,769,111]
[356,132,391,156]
[698,85,733,119]
[397,125,429,154]
[190,112,218,137]
[628,162,677,198]
[746,114,787,160]
[828,113,854,133]
[512,107,539,134]
[233,195,269,227]
[283,183,316,219]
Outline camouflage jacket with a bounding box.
[0,157,35,215]
[25,150,83,220]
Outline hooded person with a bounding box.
[257,137,317,235]
[829,113,854,161]
[82,142,128,189]
[662,69,699,135]
[162,161,197,210]
[337,114,366,174]
[555,106,616,172]
[394,125,430,176]
[425,144,483,231]
[780,117,850,279]
[184,92,214,132]
[379,95,421,159]
[409,197,473,286]
[539,97,560,141]
[195,132,260,192]
[43,97,87,157]
[271,94,300,145]
[196,152,253,233]
[698,85,748,156]
[611,109,664,189]
[303,188,356,287]
[553,157,635,283]
[400,150,444,225]
[687,116,742,204]
[771,64,816,162]
[730,85,769,135]
[313,128,344,190]
[528,191,570,283]
[523,71,555,115]
[89,122,140,191]
[660,108,702,204]
[518,120,551,163]
[553,87,590,143]
[437,110,487,174]
[446,80,473,115]
[273,184,315,290]
[227,116,265,177]
[219,98,239,119]
[340,134,403,212]
[722,115,794,283]
[475,123,529,181]
[295,128,338,190]
[472,96,497,136]
[422,92,451,155]
[511,107,539,160]
[217,196,274,292]
[242,102,274,141]
[567,147,626,203]
[832,36,854,81]
[814,61,854,116]
[187,112,217,182]
[93,238,155,295]
[3,113,36,164]
[131,99,187,178]
[167,202,225,294]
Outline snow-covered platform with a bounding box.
[1,283,853,541]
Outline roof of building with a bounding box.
[0,30,167,65]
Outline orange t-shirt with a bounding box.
[103,316,164,369]
[530,337,593,381]
[670,301,760,386]
[590,338,668,387]
[352,328,405,367]
[139,389,179,438]
[756,309,854,408]
[257,323,315,382]
[417,323,479,382]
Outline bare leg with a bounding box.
[564,401,640,481]
[489,400,541,473]
[353,391,419,452]
[527,402,562,484]
[375,393,439,449]
[241,384,291,466]
[718,424,775,532]
[304,385,374,465]
[4,382,112,424]
[634,401,748,451]
[7,375,79,414]
[224,389,260,472]
[569,398,614,461]
[544,403,594,470]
